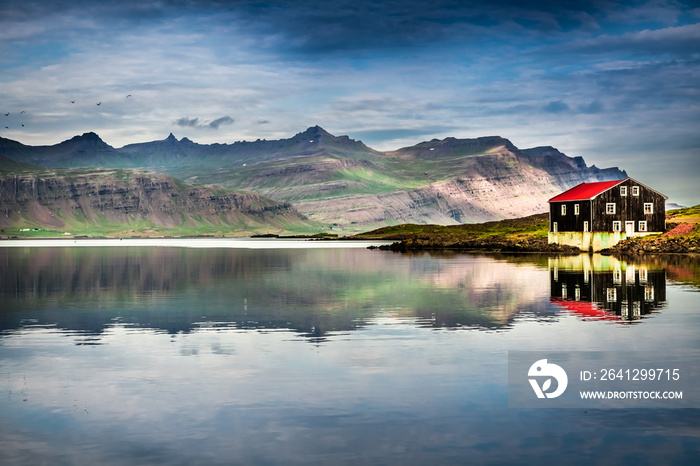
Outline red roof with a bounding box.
[550,297,620,322]
[548,179,626,202]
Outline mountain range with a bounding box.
[0,126,627,234]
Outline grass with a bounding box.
[667,205,700,223]
[664,206,700,239]
[357,206,700,243]
[353,213,549,242]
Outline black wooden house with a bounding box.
[548,178,667,251]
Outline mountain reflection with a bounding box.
[549,255,667,322]
[0,246,694,341]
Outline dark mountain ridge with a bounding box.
[1,126,627,232]
[0,126,378,170]
[387,135,519,159]
[0,132,119,167]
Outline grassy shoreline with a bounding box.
[353,207,700,255]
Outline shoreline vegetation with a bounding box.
[2,207,698,255]
[355,213,579,253]
[353,207,700,255]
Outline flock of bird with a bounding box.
[2,94,132,130]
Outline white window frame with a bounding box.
[607,288,617,302]
[583,221,589,232]
[644,203,653,214]
[574,204,580,215]
[606,203,616,214]
[552,222,558,233]
[620,186,627,196]
[645,286,654,302]
[632,186,640,196]
[613,221,622,232]
[633,302,641,318]
[561,204,566,215]
[639,221,647,232]
[639,268,648,283]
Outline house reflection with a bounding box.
[549,255,666,322]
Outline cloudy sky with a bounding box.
[1,0,698,204]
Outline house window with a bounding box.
[645,286,654,302]
[613,221,622,232]
[620,186,627,196]
[607,288,617,302]
[632,186,640,196]
[606,203,616,214]
[639,268,648,283]
[561,204,566,215]
[613,270,622,284]
[574,204,580,215]
[553,222,558,233]
[644,203,653,214]
[583,221,589,232]
[639,221,647,232]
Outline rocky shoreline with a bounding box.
[373,235,581,253]
[374,232,700,255]
[600,235,700,255]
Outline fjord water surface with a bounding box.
[1,243,699,465]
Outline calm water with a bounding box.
[1,242,699,465]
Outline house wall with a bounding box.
[550,267,666,320]
[591,179,666,233]
[549,200,592,232]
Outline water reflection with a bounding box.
[549,255,667,322]
[1,245,699,465]
[0,247,697,343]
[1,247,556,342]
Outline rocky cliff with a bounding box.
[280,136,627,230]
[0,160,312,234]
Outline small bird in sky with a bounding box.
[96,102,101,106]
[20,111,25,114]
[126,94,132,98]
[70,100,75,104]
[4,113,8,116]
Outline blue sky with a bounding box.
[1,0,698,205]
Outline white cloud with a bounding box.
[0,1,697,204]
